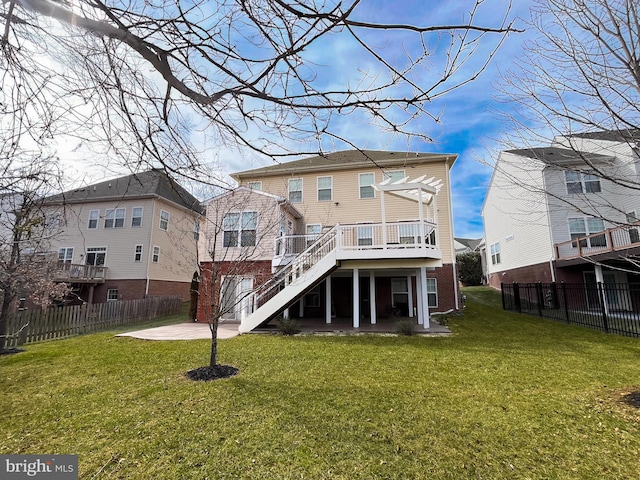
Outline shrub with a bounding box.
[394,318,416,336]
[277,317,301,335]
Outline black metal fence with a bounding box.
[502,282,640,338]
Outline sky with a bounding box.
[51,0,537,240]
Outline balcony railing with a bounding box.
[273,221,438,266]
[55,262,107,282]
[555,223,640,261]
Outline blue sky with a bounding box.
[209,0,536,240]
[57,0,535,239]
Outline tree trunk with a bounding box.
[209,316,218,367]
[0,290,13,352]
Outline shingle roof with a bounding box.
[43,169,203,213]
[504,146,612,164]
[567,128,640,142]
[455,237,482,251]
[231,150,456,179]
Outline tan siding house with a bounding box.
[43,170,203,304]
[198,150,460,332]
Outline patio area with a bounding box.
[252,316,452,335]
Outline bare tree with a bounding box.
[488,0,640,275]
[189,187,287,379]
[0,159,69,352]
[1,0,517,181]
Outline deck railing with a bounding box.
[273,220,438,261]
[55,262,107,282]
[555,223,640,260]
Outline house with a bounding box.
[482,129,640,296]
[41,170,204,304]
[197,150,460,332]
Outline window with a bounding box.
[221,276,254,320]
[152,246,160,263]
[45,213,61,229]
[391,278,409,314]
[134,245,143,262]
[105,208,125,228]
[131,207,143,227]
[193,222,200,241]
[359,173,375,199]
[86,247,106,266]
[568,217,606,248]
[248,181,262,191]
[288,178,303,203]
[223,211,258,247]
[357,225,373,246]
[384,170,405,183]
[159,210,170,231]
[426,278,438,308]
[490,242,501,265]
[304,287,321,308]
[564,171,601,194]
[58,247,73,264]
[306,224,322,247]
[317,176,332,201]
[107,289,119,302]
[88,210,99,229]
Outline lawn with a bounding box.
[2,287,640,479]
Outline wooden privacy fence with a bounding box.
[3,296,183,348]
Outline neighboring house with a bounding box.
[198,150,460,332]
[454,237,482,255]
[482,129,640,295]
[41,170,204,304]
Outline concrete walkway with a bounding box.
[116,322,239,340]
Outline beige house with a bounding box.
[42,170,203,304]
[199,150,460,331]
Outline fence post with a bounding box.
[597,282,610,333]
[501,283,506,310]
[513,282,521,313]
[561,282,570,322]
[536,282,543,317]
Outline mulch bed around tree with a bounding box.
[186,365,239,381]
[621,390,640,409]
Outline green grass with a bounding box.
[2,287,640,479]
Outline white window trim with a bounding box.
[359,173,376,199]
[426,278,438,308]
[132,207,143,227]
[248,181,262,191]
[159,210,170,231]
[105,208,126,229]
[58,247,74,264]
[288,178,303,203]
[107,289,119,302]
[317,176,333,201]
[134,244,143,262]
[152,246,160,263]
[490,242,501,265]
[564,171,601,195]
[88,210,99,229]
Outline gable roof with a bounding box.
[454,237,482,251]
[231,150,456,180]
[567,128,640,142]
[504,146,613,166]
[206,186,303,219]
[43,169,204,214]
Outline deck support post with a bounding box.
[353,268,360,328]
[325,276,332,324]
[419,267,430,329]
[369,272,377,324]
[407,275,414,317]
